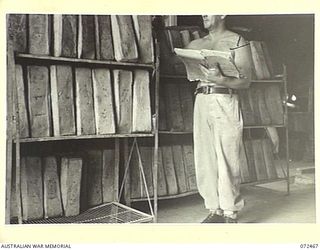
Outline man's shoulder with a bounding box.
[185,33,219,49]
[224,30,241,37]
[185,30,247,49]
[185,37,207,49]
[222,30,244,42]
[220,30,249,48]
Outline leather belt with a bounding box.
[194,86,236,95]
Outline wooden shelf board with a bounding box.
[244,124,285,129]
[159,125,286,134]
[160,75,284,84]
[16,133,155,143]
[131,177,289,202]
[241,177,288,187]
[160,75,187,79]
[159,131,193,135]
[15,53,155,69]
[251,79,284,84]
[131,190,199,202]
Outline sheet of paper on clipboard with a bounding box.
[174,48,240,82]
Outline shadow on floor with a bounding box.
[132,180,315,223]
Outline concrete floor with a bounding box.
[134,160,316,223]
[155,181,315,223]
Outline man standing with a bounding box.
[186,15,252,223]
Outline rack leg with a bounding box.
[123,138,131,206]
[16,142,22,224]
[6,38,15,224]
[153,139,158,223]
[283,64,290,196]
[153,119,159,223]
[114,138,120,202]
[5,139,13,224]
[286,127,290,195]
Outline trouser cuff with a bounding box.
[224,210,237,219]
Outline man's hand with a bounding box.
[199,63,224,83]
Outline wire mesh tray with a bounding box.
[23,202,154,224]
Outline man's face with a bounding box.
[202,15,222,30]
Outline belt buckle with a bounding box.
[204,86,210,94]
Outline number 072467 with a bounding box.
[300,244,319,248]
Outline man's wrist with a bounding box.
[215,76,227,86]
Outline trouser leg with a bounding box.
[210,94,244,212]
[216,129,244,212]
[193,94,219,210]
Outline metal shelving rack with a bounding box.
[6,31,289,223]
[6,39,160,224]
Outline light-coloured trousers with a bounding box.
[193,93,244,212]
